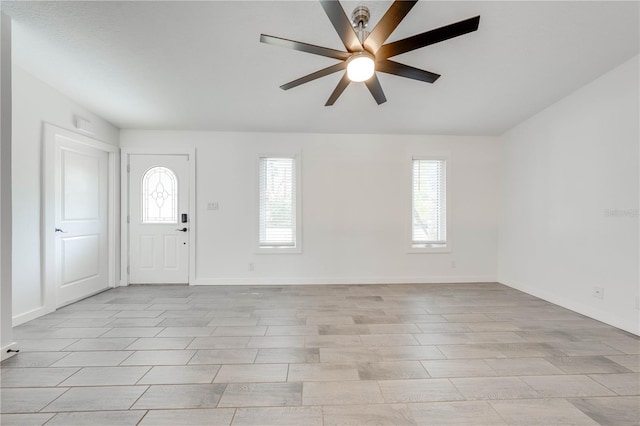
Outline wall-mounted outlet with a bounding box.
[592,286,604,299]
[248,263,255,272]
[207,202,219,211]
[451,260,457,269]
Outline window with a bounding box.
[141,166,177,223]
[259,157,298,250]
[411,158,447,250]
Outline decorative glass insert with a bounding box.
[142,166,178,224]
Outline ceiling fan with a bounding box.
[260,0,480,106]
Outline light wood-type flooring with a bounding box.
[2,283,638,425]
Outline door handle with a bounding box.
[175,227,188,232]
[55,228,67,233]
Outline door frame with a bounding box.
[121,148,196,286]
[38,123,119,323]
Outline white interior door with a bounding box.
[55,136,109,306]
[129,154,189,284]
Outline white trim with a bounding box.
[500,278,640,336]
[121,147,197,286]
[41,123,118,318]
[407,154,452,254]
[12,306,51,327]
[193,275,497,286]
[255,152,302,254]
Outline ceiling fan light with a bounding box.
[347,53,375,82]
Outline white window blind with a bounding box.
[259,157,296,247]
[412,159,446,247]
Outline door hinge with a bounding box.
[127,216,130,224]
[127,265,130,274]
[127,164,130,173]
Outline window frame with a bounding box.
[407,155,451,254]
[256,153,302,254]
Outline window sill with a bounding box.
[407,245,450,254]
[256,246,302,254]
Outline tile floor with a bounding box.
[1,283,639,425]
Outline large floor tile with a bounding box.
[378,378,464,403]
[214,363,288,383]
[139,408,235,425]
[218,382,302,407]
[59,366,150,386]
[1,352,70,368]
[132,384,225,409]
[450,377,540,400]
[288,363,359,381]
[484,357,564,376]
[323,404,416,426]
[0,413,55,426]
[589,373,640,395]
[254,348,320,363]
[232,407,322,426]
[45,410,146,426]
[189,349,257,364]
[138,365,220,384]
[0,388,68,413]
[570,396,640,426]
[120,350,196,366]
[520,374,616,397]
[246,336,305,348]
[407,401,507,425]
[62,338,137,351]
[421,359,496,378]
[357,361,429,380]
[187,336,250,349]
[0,367,78,387]
[548,355,633,374]
[50,351,133,367]
[490,398,599,425]
[126,337,194,350]
[43,386,147,412]
[302,381,384,405]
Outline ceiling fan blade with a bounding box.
[280,62,347,91]
[363,1,417,54]
[377,15,480,59]
[325,73,351,106]
[319,0,363,52]
[260,34,350,61]
[364,74,387,105]
[376,59,440,83]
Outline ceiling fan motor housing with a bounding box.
[351,6,370,28]
[351,6,371,43]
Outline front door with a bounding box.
[55,136,109,306]
[128,154,189,284]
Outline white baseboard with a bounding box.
[1,342,18,361]
[192,275,497,286]
[500,278,639,336]
[12,305,54,327]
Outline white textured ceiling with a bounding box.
[2,1,639,135]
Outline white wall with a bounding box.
[1,12,16,358]
[12,65,119,324]
[121,131,501,285]
[498,56,640,335]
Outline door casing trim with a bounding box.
[35,123,119,326]
[121,148,197,286]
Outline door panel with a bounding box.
[55,139,109,306]
[129,155,189,284]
